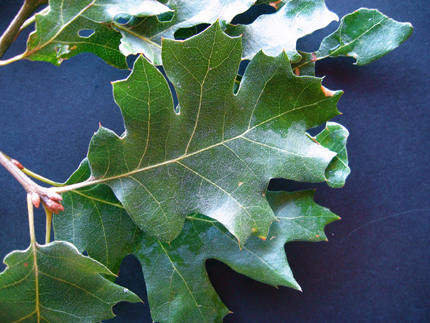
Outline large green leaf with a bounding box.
[225,0,338,62]
[0,241,140,322]
[20,0,172,68]
[133,189,339,322]
[315,8,413,65]
[117,0,255,64]
[53,159,143,277]
[85,22,341,246]
[54,160,339,323]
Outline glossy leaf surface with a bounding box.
[0,241,140,322]
[133,189,339,322]
[225,0,338,62]
[315,8,413,65]
[87,22,342,246]
[314,122,350,188]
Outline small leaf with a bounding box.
[314,122,350,188]
[87,22,342,246]
[53,159,144,277]
[225,0,338,62]
[316,8,413,65]
[133,189,339,323]
[0,241,140,322]
[291,50,317,76]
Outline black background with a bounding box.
[0,0,429,322]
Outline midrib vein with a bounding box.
[159,243,208,322]
[32,243,40,322]
[184,29,217,155]
[54,96,334,193]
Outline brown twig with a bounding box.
[0,152,63,213]
[0,0,48,59]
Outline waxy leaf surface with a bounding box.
[225,0,338,62]
[314,122,350,188]
[83,0,172,23]
[86,22,341,246]
[315,8,413,65]
[133,189,339,322]
[0,241,140,322]
[117,0,255,64]
[53,159,143,277]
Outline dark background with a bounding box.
[0,0,429,322]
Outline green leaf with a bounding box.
[0,241,140,322]
[23,0,128,68]
[291,50,317,76]
[53,159,144,277]
[117,0,255,64]
[225,0,338,62]
[314,122,350,188]
[133,189,339,323]
[54,162,339,323]
[315,8,413,65]
[87,22,342,246]
[20,0,172,68]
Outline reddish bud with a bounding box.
[31,192,40,208]
[11,159,24,169]
[41,196,64,214]
[46,190,62,201]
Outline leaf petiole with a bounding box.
[27,193,36,244]
[21,167,62,187]
[20,6,50,32]
[43,205,53,244]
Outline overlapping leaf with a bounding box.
[225,0,338,62]
[54,160,339,323]
[117,0,255,64]
[134,189,339,322]
[53,159,143,277]
[85,22,342,246]
[83,0,172,23]
[20,0,172,68]
[314,122,350,188]
[0,241,140,322]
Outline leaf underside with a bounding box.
[225,0,338,62]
